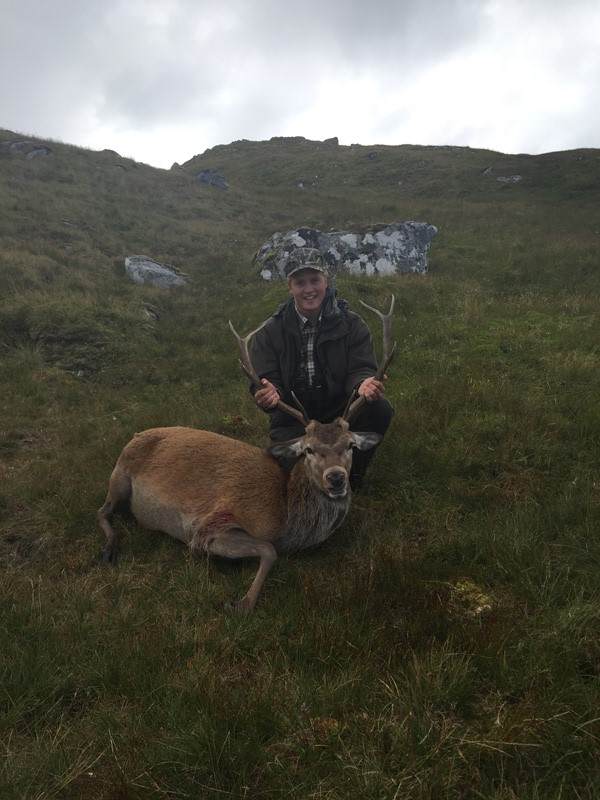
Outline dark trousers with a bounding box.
[269,397,394,485]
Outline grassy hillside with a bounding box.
[1,129,600,799]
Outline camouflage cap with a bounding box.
[285,247,327,279]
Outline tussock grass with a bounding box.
[1,131,600,798]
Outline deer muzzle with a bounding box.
[323,467,349,498]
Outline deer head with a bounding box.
[268,419,381,498]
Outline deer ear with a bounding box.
[268,438,305,459]
[350,432,382,451]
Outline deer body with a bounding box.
[98,296,394,612]
[118,427,288,545]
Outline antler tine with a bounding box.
[359,294,395,377]
[344,294,397,424]
[229,320,309,427]
[228,319,265,385]
[291,391,310,424]
[278,400,309,427]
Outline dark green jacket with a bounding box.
[249,289,378,410]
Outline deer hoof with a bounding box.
[101,547,118,566]
[224,597,253,614]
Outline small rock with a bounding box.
[142,303,160,321]
[26,147,52,159]
[0,140,52,158]
[124,255,187,288]
[195,169,228,189]
[496,175,522,183]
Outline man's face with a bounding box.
[288,269,328,317]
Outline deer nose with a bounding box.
[325,468,347,491]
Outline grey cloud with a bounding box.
[0,0,598,162]
[1,0,487,130]
[0,2,110,133]
[242,0,486,67]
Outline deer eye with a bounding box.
[305,446,314,455]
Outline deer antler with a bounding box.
[343,295,396,424]
[229,320,309,427]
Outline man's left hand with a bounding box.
[358,376,385,402]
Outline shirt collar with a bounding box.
[294,304,322,327]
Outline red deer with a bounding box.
[98,298,395,612]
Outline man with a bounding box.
[249,248,394,488]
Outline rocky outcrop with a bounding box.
[0,140,52,158]
[196,169,228,189]
[255,222,438,280]
[124,256,187,288]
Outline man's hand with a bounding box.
[254,378,281,410]
[357,376,386,403]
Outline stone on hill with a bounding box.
[0,140,52,158]
[255,222,438,280]
[124,256,187,288]
[196,169,228,189]
[483,166,522,183]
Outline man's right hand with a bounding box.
[254,378,281,410]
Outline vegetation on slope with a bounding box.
[1,130,600,799]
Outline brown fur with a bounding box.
[117,427,288,541]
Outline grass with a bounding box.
[1,130,600,798]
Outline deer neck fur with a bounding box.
[276,461,350,554]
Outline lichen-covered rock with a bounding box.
[255,222,438,280]
[195,169,228,189]
[124,256,187,288]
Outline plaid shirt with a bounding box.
[295,306,322,388]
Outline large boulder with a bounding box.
[124,256,187,288]
[255,222,438,280]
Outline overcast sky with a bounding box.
[2,0,599,168]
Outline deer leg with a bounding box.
[202,529,277,613]
[97,466,131,565]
